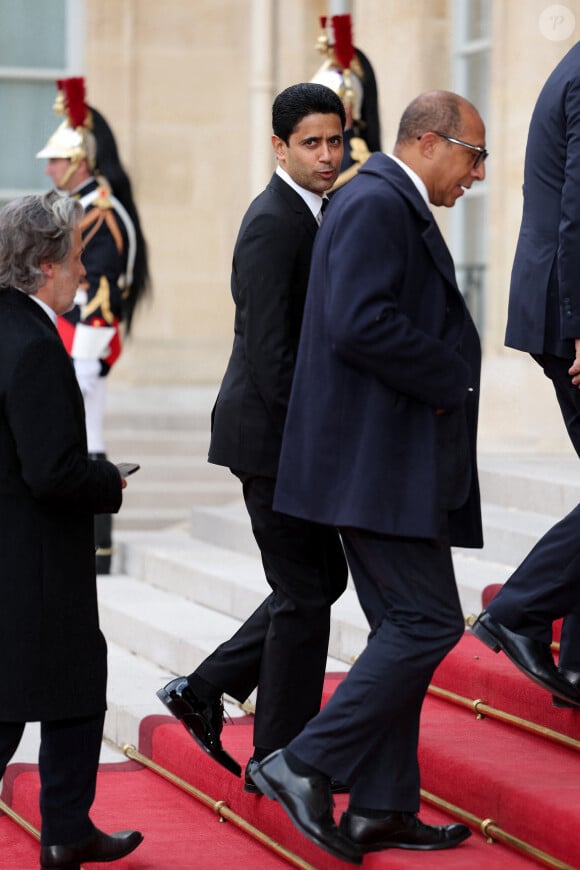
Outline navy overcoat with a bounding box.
[274,154,483,547]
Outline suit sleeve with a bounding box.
[559,76,580,339]
[7,337,122,514]
[234,209,306,434]
[325,193,471,411]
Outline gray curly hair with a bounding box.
[0,190,83,294]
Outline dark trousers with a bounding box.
[192,472,348,751]
[0,712,105,845]
[287,519,464,810]
[489,353,580,670]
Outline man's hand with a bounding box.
[569,339,580,386]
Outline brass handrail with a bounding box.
[122,743,316,869]
[428,683,580,751]
[420,789,575,870]
[0,797,39,840]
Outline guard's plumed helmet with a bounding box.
[310,14,381,154]
[311,15,364,121]
[36,78,96,180]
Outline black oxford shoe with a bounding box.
[250,750,361,865]
[553,668,580,708]
[40,827,143,869]
[244,756,349,795]
[156,676,241,776]
[340,810,471,851]
[471,610,580,706]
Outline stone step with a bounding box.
[114,526,510,648]
[100,555,368,671]
[459,502,558,568]
[105,428,211,458]
[478,453,579,517]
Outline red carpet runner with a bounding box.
[4,638,575,868]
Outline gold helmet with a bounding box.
[311,14,381,191]
[311,14,364,122]
[36,78,96,181]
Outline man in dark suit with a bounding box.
[250,91,486,863]
[471,43,580,708]
[0,191,142,868]
[157,83,349,786]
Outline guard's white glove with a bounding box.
[73,357,101,397]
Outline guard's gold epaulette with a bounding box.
[80,179,124,254]
[91,185,114,210]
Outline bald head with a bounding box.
[393,90,487,208]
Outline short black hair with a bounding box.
[272,83,346,143]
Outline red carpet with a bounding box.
[2,622,578,868]
[1,755,290,869]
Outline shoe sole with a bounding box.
[156,686,242,777]
[471,621,580,707]
[353,829,471,852]
[40,833,144,869]
[250,768,361,865]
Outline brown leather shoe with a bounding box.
[340,810,471,852]
[40,827,143,868]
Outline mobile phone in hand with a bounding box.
[116,462,140,478]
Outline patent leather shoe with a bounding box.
[553,669,580,708]
[471,610,580,706]
[339,811,470,851]
[40,827,143,869]
[157,676,241,776]
[250,750,361,864]
[244,756,348,795]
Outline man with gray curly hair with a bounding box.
[0,191,143,869]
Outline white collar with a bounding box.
[275,166,325,221]
[387,154,431,209]
[16,288,57,325]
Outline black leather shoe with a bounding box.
[40,827,143,869]
[244,757,349,795]
[250,750,361,864]
[340,811,470,852]
[157,676,241,776]
[553,669,580,708]
[471,610,580,706]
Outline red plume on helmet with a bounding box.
[59,77,90,130]
[332,14,355,70]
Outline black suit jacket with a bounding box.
[209,172,319,477]
[506,41,580,357]
[0,287,122,720]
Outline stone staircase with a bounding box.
[10,385,580,766]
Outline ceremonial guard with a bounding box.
[37,78,150,573]
[311,8,381,190]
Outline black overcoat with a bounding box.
[0,288,122,721]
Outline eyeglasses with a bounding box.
[432,131,488,168]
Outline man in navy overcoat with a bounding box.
[251,91,486,862]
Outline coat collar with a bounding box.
[0,285,59,333]
[358,154,459,292]
[269,172,319,229]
